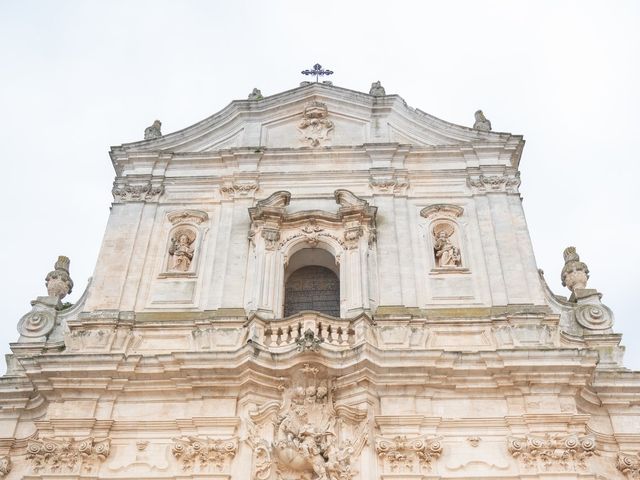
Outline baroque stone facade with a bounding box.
[1,81,638,479]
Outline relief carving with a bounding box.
[221,181,259,198]
[467,173,520,193]
[27,437,111,473]
[0,456,11,477]
[507,434,597,471]
[171,436,238,472]
[298,101,334,147]
[112,181,164,202]
[618,451,640,478]
[246,364,368,479]
[375,435,442,473]
[168,209,208,225]
[168,229,196,272]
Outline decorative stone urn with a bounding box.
[45,256,73,300]
[560,246,589,292]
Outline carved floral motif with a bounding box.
[298,101,334,147]
[507,434,597,471]
[467,173,520,193]
[246,364,368,480]
[112,181,164,202]
[27,437,111,473]
[171,436,238,472]
[618,451,640,478]
[376,435,442,473]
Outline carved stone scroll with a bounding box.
[618,451,640,478]
[171,436,238,472]
[27,437,111,473]
[376,435,442,473]
[507,434,597,471]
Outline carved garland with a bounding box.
[171,436,238,472]
[467,173,520,193]
[112,181,164,202]
[507,434,597,471]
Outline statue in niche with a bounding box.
[473,110,492,131]
[144,120,162,140]
[168,230,196,272]
[433,226,462,268]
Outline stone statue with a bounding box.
[473,110,492,131]
[433,230,461,267]
[168,231,195,272]
[369,80,386,96]
[45,256,73,300]
[144,120,162,140]
[561,246,589,292]
[248,88,263,100]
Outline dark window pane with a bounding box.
[284,266,339,317]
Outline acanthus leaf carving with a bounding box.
[112,180,164,202]
[507,434,597,471]
[375,435,442,473]
[467,172,520,193]
[618,451,640,478]
[171,436,238,472]
[27,437,111,473]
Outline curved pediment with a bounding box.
[111,83,522,156]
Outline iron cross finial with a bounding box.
[301,63,334,83]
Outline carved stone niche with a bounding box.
[247,190,377,319]
[420,204,466,272]
[245,363,368,480]
[160,209,209,277]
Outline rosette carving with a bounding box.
[507,434,597,471]
[376,435,442,473]
[618,451,640,478]
[171,436,238,472]
[27,437,110,473]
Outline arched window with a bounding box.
[283,249,340,317]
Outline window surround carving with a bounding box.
[420,204,468,274]
[159,209,209,278]
[247,190,377,319]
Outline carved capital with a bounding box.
[507,434,597,471]
[376,435,442,473]
[27,437,111,473]
[618,451,640,478]
[171,436,238,472]
[112,180,164,202]
[467,172,520,193]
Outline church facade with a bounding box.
[2,81,639,479]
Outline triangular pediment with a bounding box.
[112,83,521,155]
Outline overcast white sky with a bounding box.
[0,1,638,370]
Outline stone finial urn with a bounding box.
[45,256,74,300]
[561,246,589,292]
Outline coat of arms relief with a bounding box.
[298,101,334,147]
[246,364,368,480]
